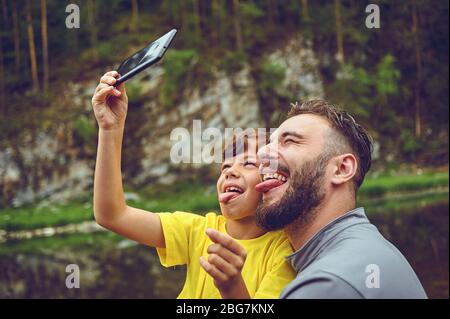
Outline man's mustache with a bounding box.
[259,162,290,178]
[258,154,290,177]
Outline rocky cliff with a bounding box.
[0,35,323,207]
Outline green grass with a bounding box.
[0,171,448,231]
[359,171,449,198]
[359,190,449,215]
[0,200,94,231]
[134,181,220,214]
[0,231,122,256]
[0,183,220,231]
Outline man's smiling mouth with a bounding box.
[255,172,289,193]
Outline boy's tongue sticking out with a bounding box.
[217,133,264,221]
[219,185,244,204]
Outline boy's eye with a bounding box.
[244,161,257,167]
[221,164,231,171]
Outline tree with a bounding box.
[211,0,225,45]
[411,0,423,138]
[129,0,139,32]
[192,0,202,44]
[0,27,4,112]
[12,0,21,72]
[1,0,8,27]
[232,0,243,52]
[0,0,6,110]
[334,0,345,66]
[26,0,39,92]
[301,0,310,22]
[41,0,49,94]
[87,0,98,62]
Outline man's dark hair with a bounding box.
[287,100,373,191]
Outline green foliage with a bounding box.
[221,50,247,74]
[126,81,145,103]
[259,59,286,92]
[328,54,402,121]
[359,171,448,198]
[400,129,422,155]
[240,2,265,19]
[0,199,94,231]
[96,42,118,64]
[80,48,98,65]
[0,0,448,186]
[0,231,122,256]
[361,191,448,215]
[328,64,372,119]
[74,114,96,143]
[160,49,198,107]
[375,54,401,98]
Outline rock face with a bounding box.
[0,35,323,207]
[268,35,324,101]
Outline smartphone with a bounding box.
[114,29,177,86]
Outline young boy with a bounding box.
[92,71,294,298]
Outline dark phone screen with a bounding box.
[117,41,161,76]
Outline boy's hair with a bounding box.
[287,100,373,191]
[222,129,268,161]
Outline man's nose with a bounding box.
[257,143,277,163]
[257,142,280,173]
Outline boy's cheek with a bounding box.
[247,189,262,207]
[216,176,224,192]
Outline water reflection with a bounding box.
[368,201,449,299]
[0,233,185,298]
[0,197,448,298]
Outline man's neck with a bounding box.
[226,215,266,240]
[286,193,356,251]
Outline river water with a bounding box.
[0,193,448,298]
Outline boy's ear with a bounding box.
[330,153,358,186]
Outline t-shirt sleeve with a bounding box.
[253,238,296,299]
[281,272,363,299]
[155,211,205,267]
[254,258,296,299]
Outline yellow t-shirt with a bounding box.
[156,211,295,299]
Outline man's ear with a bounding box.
[330,153,358,186]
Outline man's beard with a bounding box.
[255,154,330,231]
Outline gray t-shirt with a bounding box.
[280,207,427,299]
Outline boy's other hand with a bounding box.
[92,71,128,131]
[200,228,250,298]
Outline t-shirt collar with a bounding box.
[286,207,369,273]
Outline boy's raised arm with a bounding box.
[92,71,165,248]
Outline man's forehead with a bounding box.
[270,114,330,141]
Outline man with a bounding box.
[254,100,427,299]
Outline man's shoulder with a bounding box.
[281,270,363,299]
[283,263,426,299]
[283,224,427,298]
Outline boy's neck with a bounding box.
[225,216,266,240]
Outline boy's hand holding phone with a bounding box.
[200,228,251,299]
[92,71,128,131]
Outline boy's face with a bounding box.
[217,138,262,221]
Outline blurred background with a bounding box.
[0,0,448,298]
